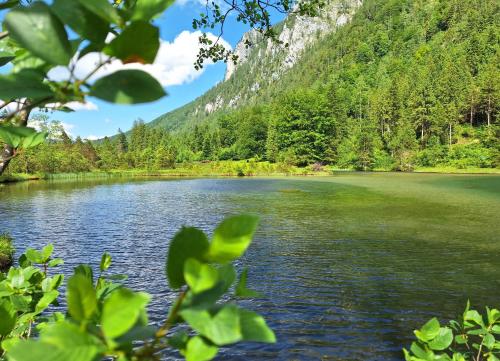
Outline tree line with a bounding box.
[5,0,500,174]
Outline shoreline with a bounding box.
[1,165,499,185]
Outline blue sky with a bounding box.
[37,1,278,139]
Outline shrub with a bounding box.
[0,215,275,361]
[404,302,500,361]
[0,233,14,271]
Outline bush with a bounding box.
[0,233,14,271]
[445,144,493,168]
[0,215,275,361]
[404,302,500,361]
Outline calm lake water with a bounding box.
[1,173,499,360]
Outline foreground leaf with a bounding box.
[166,227,209,289]
[101,288,150,339]
[207,215,259,263]
[238,309,276,343]
[184,336,218,361]
[105,21,159,64]
[0,299,16,337]
[77,0,122,26]
[0,70,53,100]
[427,327,453,350]
[181,305,242,346]
[7,322,105,361]
[184,258,219,294]
[67,274,97,322]
[131,0,175,21]
[5,2,72,65]
[414,317,440,342]
[89,70,166,104]
[52,0,108,43]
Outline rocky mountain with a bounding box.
[148,0,362,131]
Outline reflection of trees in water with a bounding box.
[1,176,499,360]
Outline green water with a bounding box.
[0,173,499,360]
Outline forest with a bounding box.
[3,0,499,175]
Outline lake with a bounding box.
[1,173,499,360]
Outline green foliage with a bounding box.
[0,215,274,361]
[0,234,14,271]
[5,2,73,65]
[90,70,166,104]
[1,0,323,177]
[404,302,500,361]
[0,244,64,356]
[147,0,499,172]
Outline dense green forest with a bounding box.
[6,0,500,174]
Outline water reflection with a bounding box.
[0,175,499,360]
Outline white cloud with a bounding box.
[48,31,231,88]
[44,101,98,112]
[84,135,101,141]
[104,118,112,123]
[66,101,98,111]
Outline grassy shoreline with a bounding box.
[1,161,499,184]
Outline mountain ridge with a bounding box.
[148,0,362,131]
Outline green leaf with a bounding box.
[183,264,235,309]
[77,0,122,26]
[41,244,54,262]
[166,227,209,289]
[428,327,453,351]
[487,307,500,325]
[0,50,15,66]
[51,0,108,43]
[465,310,485,327]
[7,321,105,361]
[409,342,434,360]
[168,331,189,349]
[131,0,175,21]
[0,0,18,10]
[5,2,72,65]
[235,268,260,298]
[74,265,94,282]
[67,274,97,321]
[35,290,59,313]
[101,288,150,339]
[47,258,64,268]
[89,70,166,104]
[25,247,43,263]
[414,317,441,342]
[0,70,53,100]
[207,215,259,263]
[0,126,46,150]
[184,258,219,294]
[455,334,468,344]
[21,131,48,149]
[493,325,500,334]
[100,252,112,272]
[181,305,242,346]
[105,21,159,64]
[483,333,496,349]
[0,299,16,337]
[238,309,276,343]
[184,336,219,361]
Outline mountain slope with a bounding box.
[148,0,362,131]
[141,0,498,171]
